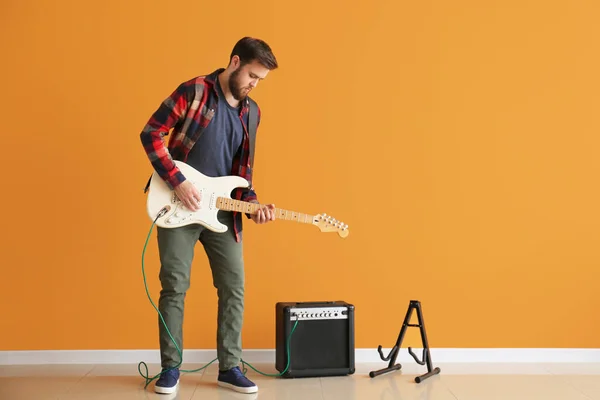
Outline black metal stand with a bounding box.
[369,300,441,383]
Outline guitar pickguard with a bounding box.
[147,161,255,233]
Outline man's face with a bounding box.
[229,58,270,100]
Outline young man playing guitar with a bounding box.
[140,37,278,395]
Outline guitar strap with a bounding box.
[247,97,258,174]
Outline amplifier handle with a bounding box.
[295,301,336,305]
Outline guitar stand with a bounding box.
[369,300,441,383]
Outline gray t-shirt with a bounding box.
[186,78,244,178]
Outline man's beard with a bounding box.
[229,68,250,101]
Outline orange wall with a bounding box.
[1,0,599,352]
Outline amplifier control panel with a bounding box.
[289,306,348,320]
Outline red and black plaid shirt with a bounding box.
[140,68,261,242]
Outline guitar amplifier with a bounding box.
[275,301,355,378]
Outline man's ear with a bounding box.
[230,55,240,69]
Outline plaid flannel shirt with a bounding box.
[140,68,261,242]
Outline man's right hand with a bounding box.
[174,180,202,211]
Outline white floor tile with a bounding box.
[441,374,594,400]
[1,362,600,400]
[555,375,600,400]
[321,374,456,400]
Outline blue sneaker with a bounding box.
[218,366,258,393]
[155,368,180,394]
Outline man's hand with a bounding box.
[251,203,276,224]
[174,180,202,211]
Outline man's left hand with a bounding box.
[251,203,276,224]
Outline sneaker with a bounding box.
[217,366,258,394]
[155,368,180,394]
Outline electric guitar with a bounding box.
[146,160,349,238]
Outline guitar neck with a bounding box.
[216,197,315,224]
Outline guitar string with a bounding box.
[218,197,315,224]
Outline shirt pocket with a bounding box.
[200,103,216,128]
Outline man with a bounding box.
[139,37,278,395]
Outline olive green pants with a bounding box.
[156,211,244,371]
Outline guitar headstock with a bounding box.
[313,213,349,238]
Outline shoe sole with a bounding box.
[155,380,179,394]
[217,380,258,394]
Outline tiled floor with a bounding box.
[1,362,600,399]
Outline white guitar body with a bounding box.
[146,160,248,232]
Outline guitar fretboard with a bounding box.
[216,197,314,224]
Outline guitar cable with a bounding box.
[137,208,299,389]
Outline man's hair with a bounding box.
[230,37,278,70]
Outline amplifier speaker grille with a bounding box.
[275,301,355,378]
